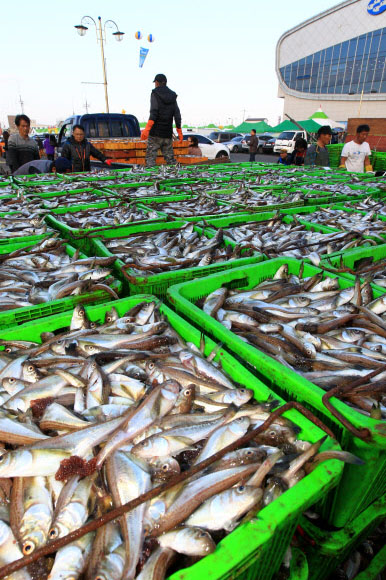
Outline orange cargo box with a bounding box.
[176,156,209,164]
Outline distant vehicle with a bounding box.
[224,136,244,153]
[57,113,141,148]
[208,131,242,143]
[182,133,230,159]
[262,137,276,154]
[257,134,274,152]
[273,130,307,154]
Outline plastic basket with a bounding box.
[45,201,167,237]
[301,494,386,580]
[288,548,309,580]
[167,258,386,528]
[0,295,342,580]
[321,243,386,295]
[0,241,122,330]
[76,221,264,299]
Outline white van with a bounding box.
[273,130,307,154]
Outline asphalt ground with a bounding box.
[230,151,278,164]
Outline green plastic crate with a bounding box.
[301,494,386,580]
[75,221,264,299]
[167,258,386,528]
[0,295,342,580]
[196,212,361,263]
[288,549,309,580]
[45,201,167,237]
[354,544,386,580]
[0,242,122,330]
[321,243,386,295]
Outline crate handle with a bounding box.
[322,367,386,441]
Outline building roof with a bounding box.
[310,107,329,119]
[233,120,273,133]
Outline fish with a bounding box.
[0,298,347,580]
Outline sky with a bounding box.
[1,0,340,128]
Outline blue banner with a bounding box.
[139,47,149,68]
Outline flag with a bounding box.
[139,47,149,68]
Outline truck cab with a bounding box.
[57,113,140,147]
[273,130,307,154]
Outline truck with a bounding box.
[57,113,141,148]
[273,129,307,154]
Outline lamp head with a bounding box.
[75,24,88,37]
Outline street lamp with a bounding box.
[74,16,125,113]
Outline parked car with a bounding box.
[223,136,244,153]
[257,134,274,152]
[57,113,140,148]
[183,133,230,159]
[241,134,251,152]
[262,137,276,154]
[273,130,307,154]
[208,131,242,143]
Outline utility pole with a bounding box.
[84,99,90,113]
[241,108,247,122]
[19,95,24,114]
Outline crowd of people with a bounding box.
[0,73,374,175]
[248,123,372,173]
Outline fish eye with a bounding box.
[184,389,191,396]
[49,527,58,539]
[56,340,64,345]
[8,378,15,383]
[27,365,34,372]
[22,541,35,555]
[239,389,246,393]
[95,576,105,580]
[162,464,169,471]
[86,345,95,351]
[5,348,12,353]
[237,485,245,492]
[269,430,276,437]
[148,362,155,370]
[246,450,253,455]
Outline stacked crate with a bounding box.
[90,138,208,165]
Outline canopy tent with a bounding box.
[232,120,273,133]
[269,120,299,132]
[298,119,324,133]
[309,107,346,130]
[310,107,329,120]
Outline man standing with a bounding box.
[61,125,112,172]
[141,74,183,167]
[339,124,372,173]
[304,126,332,166]
[6,115,40,173]
[249,129,258,162]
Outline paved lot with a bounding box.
[230,151,278,164]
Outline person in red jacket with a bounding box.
[141,74,183,167]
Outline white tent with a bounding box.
[309,107,346,130]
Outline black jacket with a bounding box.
[149,86,181,138]
[61,136,106,172]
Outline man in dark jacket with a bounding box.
[141,74,183,167]
[249,129,258,162]
[61,125,113,172]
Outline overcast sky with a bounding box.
[1,0,340,127]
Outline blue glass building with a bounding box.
[276,0,386,122]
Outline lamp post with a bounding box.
[74,16,124,113]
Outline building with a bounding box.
[276,0,386,122]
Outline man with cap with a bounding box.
[12,156,73,176]
[141,74,183,167]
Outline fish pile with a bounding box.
[42,191,115,209]
[142,197,240,217]
[13,174,62,184]
[55,204,160,230]
[0,195,43,214]
[102,185,171,199]
[326,255,386,289]
[0,238,118,309]
[104,223,252,274]
[211,186,303,207]
[221,215,367,261]
[0,301,353,579]
[0,214,53,238]
[344,198,386,217]
[300,183,366,197]
[201,264,386,418]
[0,185,15,196]
[299,208,386,240]
[25,182,94,194]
